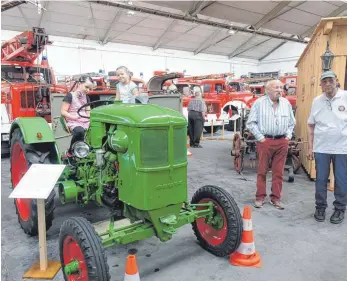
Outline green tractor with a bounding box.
[9,73,243,280]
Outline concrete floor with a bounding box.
[2,135,347,281]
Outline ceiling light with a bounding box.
[126,10,135,16]
[228,29,235,35]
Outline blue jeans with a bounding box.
[315,153,347,211]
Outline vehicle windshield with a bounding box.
[1,65,52,84]
[176,84,203,96]
[287,87,296,96]
[251,87,263,95]
[229,82,250,92]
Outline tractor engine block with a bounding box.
[59,150,121,210]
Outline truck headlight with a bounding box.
[73,141,90,158]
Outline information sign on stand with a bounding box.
[9,164,66,279]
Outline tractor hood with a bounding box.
[147,73,184,92]
[90,102,186,127]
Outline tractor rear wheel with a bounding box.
[10,128,56,236]
[191,185,242,257]
[59,217,110,281]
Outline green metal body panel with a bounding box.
[10,117,56,144]
[87,102,188,211]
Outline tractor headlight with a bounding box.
[73,141,90,158]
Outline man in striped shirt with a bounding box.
[246,80,296,209]
[188,86,207,148]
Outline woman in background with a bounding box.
[115,66,139,103]
[187,86,206,148]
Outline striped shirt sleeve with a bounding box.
[246,100,265,141]
[285,102,296,139]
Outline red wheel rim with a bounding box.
[11,142,31,221]
[196,198,227,246]
[63,235,88,281]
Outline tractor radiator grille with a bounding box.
[140,129,168,166]
[140,127,187,166]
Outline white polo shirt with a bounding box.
[307,89,347,154]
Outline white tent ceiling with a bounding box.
[2,0,347,60]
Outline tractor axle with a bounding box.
[99,202,214,248]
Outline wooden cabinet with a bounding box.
[295,17,347,179]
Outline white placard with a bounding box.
[9,164,66,200]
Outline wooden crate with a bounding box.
[295,17,347,180]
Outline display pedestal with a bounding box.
[9,164,66,280]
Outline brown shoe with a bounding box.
[270,200,284,210]
[254,200,264,208]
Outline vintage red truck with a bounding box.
[1,27,67,154]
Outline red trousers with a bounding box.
[256,138,289,202]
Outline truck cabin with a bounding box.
[1,63,62,122]
[1,64,53,85]
[199,79,227,96]
[228,81,251,93]
[249,84,265,96]
[284,85,297,96]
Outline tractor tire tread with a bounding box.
[10,128,55,236]
[191,185,243,257]
[59,217,110,281]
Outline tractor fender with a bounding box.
[10,117,56,144]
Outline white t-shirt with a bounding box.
[116,81,138,103]
[307,89,347,154]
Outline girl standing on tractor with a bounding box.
[115,66,139,103]
[61,75,94,159]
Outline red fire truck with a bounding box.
[1,27,68,155]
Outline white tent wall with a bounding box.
[257,42,307,75]
[1,30,259,81]
[2,30,307,80]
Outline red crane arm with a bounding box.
[1,27,51,63]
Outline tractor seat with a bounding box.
[60,116,71,134]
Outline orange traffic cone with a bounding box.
[124,254,140,281]
[187,136,192,157]
[229,205,262,267]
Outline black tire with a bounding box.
[10,128,56,236]
[59,217,110,281]
[204,126,220,134]
[191,185,242,257]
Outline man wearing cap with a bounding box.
[307,71,347,224]
[246,79,296,209]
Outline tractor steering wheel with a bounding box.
[77,99,115,119]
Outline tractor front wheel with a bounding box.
[10,128,56,236]
[59,217,110,281]
[191,185,243,257]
